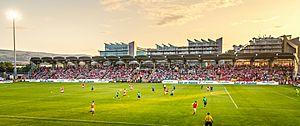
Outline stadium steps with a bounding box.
[101,69,111,79]
[146,68,156,81]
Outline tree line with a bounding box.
[0,62,31,73]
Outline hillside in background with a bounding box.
[0,49,91,64]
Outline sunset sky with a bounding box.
[0,0,299,55]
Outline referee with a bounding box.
[204,112,213,126]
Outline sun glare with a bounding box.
[6,10,21,20]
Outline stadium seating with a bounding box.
[30,64,294,83]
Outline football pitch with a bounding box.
[0,82,299,126]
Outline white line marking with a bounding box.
[224,87,238,109]
[0,115,161,126]
[272,91,297,101]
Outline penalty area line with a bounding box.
[224,87,239,109]
[272,91,297,101]
[0,115,162,126]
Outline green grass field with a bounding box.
[0,82,299,126]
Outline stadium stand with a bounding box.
[30,62,294,84]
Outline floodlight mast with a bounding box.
[7,10,19,82]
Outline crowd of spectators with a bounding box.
[103,65,137,82]
[31,65,108,80]
[30,63,294,83]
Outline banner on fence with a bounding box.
[0,80,13,84]
[25,79,110,83]
[162,80,278,85]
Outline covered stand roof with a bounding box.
[30,53,295,64]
